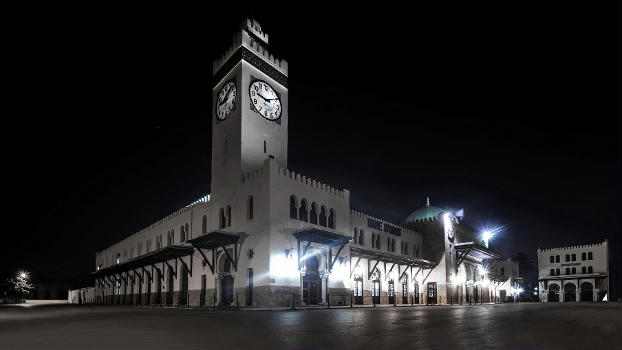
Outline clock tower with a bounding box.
[211,19,289,196]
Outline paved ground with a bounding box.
[0,303,620,349]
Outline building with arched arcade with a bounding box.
[90,18,517,308]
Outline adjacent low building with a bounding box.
[537,240,609,302]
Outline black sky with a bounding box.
[4,4,620,296]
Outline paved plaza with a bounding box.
[0,302,620,349]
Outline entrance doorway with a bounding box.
[388,280,395,304]
[372,280,380,304]
[221,258,234,306]
[166,266,174,305]
[427,282,437,304]
[179,264,188,306]
[414,284,420,304]
[500,290,506,302]
[200,275,206,306]
[303,255,321,305]
[548,284,559,302]
[564,283,576,302]
[155,271,162,304]
[354,278,363,305]
[402,282,408,304]
[580,282,593,302]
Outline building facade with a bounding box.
[537,240,609,302]
[92,19,515,308]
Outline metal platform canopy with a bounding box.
[349,246,436,281]
[293,228,350,272]
[186,231,241,274]
[93,245,194,288]
[454,242,501,268]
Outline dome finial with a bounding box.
[426,196,430,207]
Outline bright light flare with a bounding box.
[480,224,507,247]
[17,270,29,279]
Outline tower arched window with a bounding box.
[289,195,298,219]
[247,196,254,220]
[299,199,308,222]
[328,209,335,229]
[219,208,226,229]
[310,203,318,224]
[202,215,207,234]
[319,206,327,227]
[226,205,232,227]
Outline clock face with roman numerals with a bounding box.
[216,81,237,120]
[249,80,282,121]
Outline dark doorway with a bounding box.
[564,283,576,302]
[247,268,253,306]
[155,271,162,304]
[137,279,142,305]
[354,278,363,305]
[414,284,420,304]
[500,289,506,302]
[221,257,234,306]
[388,280,395,304]
[372,280,380,304]
[303,256,321,305]
[145,276,151,305]
[200,275,206,306]
[166,266,174,305]
[580,282,593,302]
[427,282,437,304]
[179,264,188,306]
[402,282,408,304]
[548,284,559,302]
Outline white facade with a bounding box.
[537,240,609,302]
[92,19,514,308]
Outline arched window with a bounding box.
[180,225,185,242]
[185,223,189,240]
[289,195,298,219]
[219,208,226,229]
[400,241,404,254]
[247,196,254,220]
[376,235,381,249]
[353,228,358,244]
[555,268,560,275]
[319,206,327,227]
[372,233,376,248]
[202,215,207,234]
[550,256,554,263]
[588,266,593,274]
[571,267,576,274]
[170,229,175,245]
[582,266,586,274]
[555,255,560,263]
[404,243,408,255]
[588,252,593,260]
[226,205,232,226]
[571,254,576,261]
[550,268,555,276]
[328,209,335,229]
[501,268,505,276]
[299,199,308,222]
[392,239,396,252]
[565,268,570,275]
[387,237,391,251]
[359,229,364,245]
[581,252,586,260]
[310,203,318,224]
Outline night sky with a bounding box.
[4,4,620,297]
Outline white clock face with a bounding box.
[216,81,237,120]
[249,80,282,121]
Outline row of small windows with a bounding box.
[550,266,593,275]
[549,252,593,263]
[353,227,418,256]
[218,196,255,229]
[289,195,336,229]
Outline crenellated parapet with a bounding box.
[538,240,608,252]
[350,210,420,237]
[277,164,349,199]
[212,18,288,78]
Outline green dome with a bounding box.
[403,197,445,223]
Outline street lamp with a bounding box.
[482,230,493,248]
